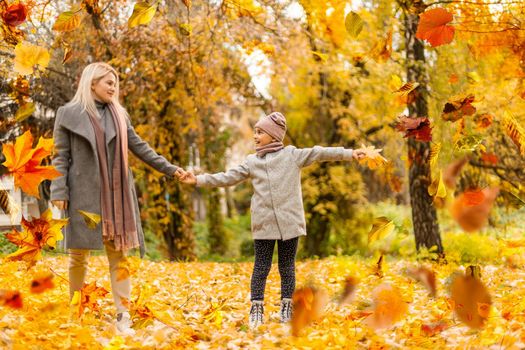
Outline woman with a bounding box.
[50,62,184,334]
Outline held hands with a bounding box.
[173,168,197,185]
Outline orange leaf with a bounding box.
[0,290,23,309]
[450,274,491,329]
[416,8,455,47]
[30,272,55,294]
[463,189,485,206]
[450,187,499,232]
[358,144,388,170]
[366,284,408,329]
[291,286,328,336]
[70,281,109,318]
[5,209,68,267]
[480,151,498,165]
[1,131,62,198]
[407,266,437,297]
[443,157,468,189]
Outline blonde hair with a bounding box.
[68,62,127,118]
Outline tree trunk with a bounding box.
[404,8,443,254]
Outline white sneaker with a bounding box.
[249,301,264,329]
[116,312,135,336]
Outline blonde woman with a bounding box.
[50,62,184,334]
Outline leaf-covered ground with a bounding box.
[1,254,525,349]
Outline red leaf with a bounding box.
[0,290,23,309]
[442,94,476,122]
[480,152,498,165]
[1,3,28,27]
[396,116,433,142]
[416,8,455,47]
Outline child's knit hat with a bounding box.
[254,112,287,142]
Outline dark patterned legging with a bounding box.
[250,237,299,301]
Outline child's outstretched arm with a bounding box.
[181,161,250,188]
[292,146,364,168]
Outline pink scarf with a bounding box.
[87,102,139,252]
[256,141,284,157]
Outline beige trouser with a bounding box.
[69,241,130,314]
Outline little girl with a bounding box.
[179,112,365,328]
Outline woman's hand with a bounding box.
[51,200,68,210]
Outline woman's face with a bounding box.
[92,72,116,103]
[254,127,274,147]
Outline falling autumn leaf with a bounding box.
[365,284,408,329]
[406,266,437,297]
[428,170,447,198]
[181,0,191,8]
[429,142,441,169]
[14,42,51,75]
[128,1,157,28]
[339,276,359,305]
[369,31,392,62]
[0,290,23,309]
[291,286,328,336]
[368,217,395,244]
[396,115,433,142]
[415,8,455,47]
[1,3,28,26]
[442,157,469,189]
[374,254,385,278]
[462,189,485,206]
[52,11,82,32]
[345,11,364,38]
[450,274,491,329]
[358,144,388,169]
[442,94,476,122]
[14,101,35,122]
[1,130,62,198]
[77,210,101,229]
[5,209,68,267]
[480,151,498,165]
[30,272,55,294]
[503,110,525,155]
[474,113,493,129]
[450,187,499,233]
[0,187,21,224]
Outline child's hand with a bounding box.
[352,149,367,160]
[179,171,197,185]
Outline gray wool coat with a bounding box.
[50,103,180,256]
[196,145,354,240]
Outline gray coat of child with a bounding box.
[196,145,354,240]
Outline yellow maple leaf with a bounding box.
[358,144,388,169]
[14,42,50,75]
[1,130,62,198]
